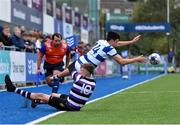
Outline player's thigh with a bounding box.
[48,96,68,110]
[44,62,53,77]
[51,93,61,97]
[44,69,53,78]
[53,70,61,75]
[52,63,64,75]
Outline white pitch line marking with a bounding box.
[25,74,165,125]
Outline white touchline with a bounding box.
[26,74,165,125]
[119,90,180,94]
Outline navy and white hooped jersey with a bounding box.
[67,71,96,110]
[77,40,117,68]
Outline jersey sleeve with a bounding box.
[39,43,46,55]
[104,45,117,57]
[71,71,82,82]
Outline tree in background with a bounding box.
[130,0,180,66]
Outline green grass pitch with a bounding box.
[40,74,180,124]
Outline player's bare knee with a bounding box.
[53,70,61,75]
[51,93,60,97]
[51,93,56,97]
[36,93,44,99]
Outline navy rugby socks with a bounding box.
[15,88,31,99]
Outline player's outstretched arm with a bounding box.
[47,68,70,83]
[115,35,141,47]
[112,54,146,65]
[57,68,70,78]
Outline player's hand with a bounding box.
[136,55,146,63]
[46,75,52,84]
[131,35,141,44]
[47,75,60,83]
[50,75,59,80]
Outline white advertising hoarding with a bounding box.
[10,51,26,82]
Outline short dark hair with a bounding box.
[106,31,120,41]
[52,33,62,40]
[81,63,95,75]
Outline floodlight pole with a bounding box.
[166,0,170,51]
[166,0,170,36]
[167,0,170,23]
[166,0,170,70]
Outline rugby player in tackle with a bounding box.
[47,31,146,82]
[5,63,95,111]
